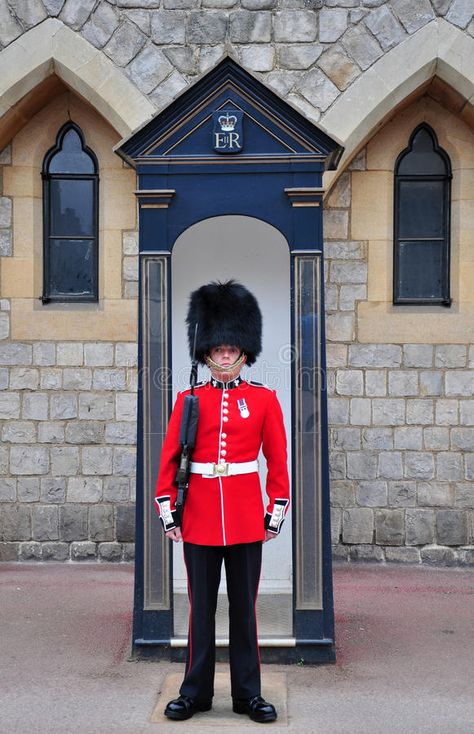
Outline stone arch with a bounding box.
[322,18,474,189]
[0,18,155,146]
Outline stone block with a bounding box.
[113,448,136,476]
[406,399,434,425]
[0,446,7,475]
[372,399,405,425]
[163,46,195,75]
[59,505,88,542]
[115,342,138,367]
[82,447,113,475]
[420,546,457,565]
[0,479,16,502]
[331,427,360,451]
[57,343,83,366]
[0,344,31,367]
[65,422,104,445]
[319,8,348,42]
[349,545,384,563]
[10,446,49,475]
[38,422,65,444]
[435,400,459,426]
[79,393,114,420]
[98,543,123,562]
[103,20,146,66]
[325,285,338,311]
[342,508,374,543]
[417,482,453,507]
[22,393,48,420]
[423,427,449,451]
[123,543,135,561]
[355,480,387,507]
[92,369,127,392]
[335,370,363,397]
[17,478,40,503]
[123,281,139,300]
[365,5,406,51]
[436,452,463,481]
[404,452,434,480]
[67,477,103,503]
[81,2,119,48]
[241,0,275,7]
[325,240,364,260]
[326,313,354,342]
[388,371,417,397]
[365,370,386,397]
[394,427,422,450]
[326,344,347,368]
[2,421,36,444]
[0,197,12,228]
[329,452,346,480]
[0,393,20,419]
[19,542,42,560]
[435,345,466,368]
[455,484,474,509]
[330,480,355,507]
[62,369,92,391]
[71,542,97,561]
[390,0,434,32]
[105,422,137,445]
[328,397,349,425]
[445,372,474,397]
[187,10,228,42]
[32,506,59,542]
[445,0,474,29]
[51,447,80,477]
[385,547,420,563]
[331,507,342,544]
[104,476,130,503]
[116,504,135,542]
[451,428,474,451]
[0,230,12,257]
[33,342,55,366]
[349,344,401,368]
[277,44,322,70]
[84,343,114,367]
[350,398,371,425]
[378,452,403,480]
[347,452,378,480]
[123,256,138,282]
[297,68,339,112]
[116,393,137,421]
[40,478,66,504]
[332,545,350,562]
[362,428,392,450]
[458,549,474,566]
[330,261,367,284]
[375,509,404,545]
[126,44,174,94]
[460,401,474,425]
[0,2,22,45]
[388,481,416,507]
[60,0,96,29]
[0,368,8,390]
[341,23,383,70]
[40,370,62,390]
[122,232,138,257]
[339,285,366,311]
[273,10,316,42]
[419,371,442,397]
[436,510,467,545]
[50,393,77,420]
[239,45,275,72]
[0,542,19,561]
[89,505,114,542]
[1,505,31,541]
[42,543,69,561]
[403,345,433,368]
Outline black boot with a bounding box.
[164,695,212,720]
[233,695,277,723]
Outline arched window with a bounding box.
[42,122,99,303]
[393,124,451,305]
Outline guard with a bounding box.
[155,280,290,723]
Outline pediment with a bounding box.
[116,57,343,168]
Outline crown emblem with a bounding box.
[218,113,237,132]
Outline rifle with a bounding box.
[174,324,199,527]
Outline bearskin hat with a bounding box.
[186,280,262,366]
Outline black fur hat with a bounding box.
[186,280,262,366]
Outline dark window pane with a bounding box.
[48,129,95,174]
[398,128,447,176]
[398,180,444,239]
[397,240,445,300]
[50,180,94,237]
[48,239,95,296]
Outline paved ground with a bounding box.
[1,561,473,734]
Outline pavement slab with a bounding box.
[0,561,473,734]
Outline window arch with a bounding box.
[42,122,99,303]
[393,124,452,306]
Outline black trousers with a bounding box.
[179,541,262,702]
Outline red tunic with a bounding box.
[155,377,290,546]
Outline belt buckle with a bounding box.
[213,462,229,476]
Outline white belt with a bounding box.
[190,460,259,478]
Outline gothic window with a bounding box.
[42,122,99,303]
[393,124,451,305]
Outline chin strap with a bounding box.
[205,352,246,373]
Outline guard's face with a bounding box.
[208,344,246,381]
